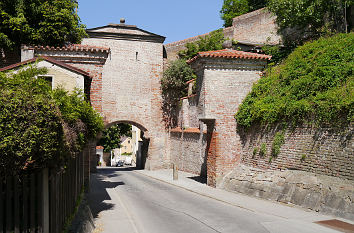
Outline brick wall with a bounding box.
[169,128,208,177]
[232,8,280,45]
[34,24,170,170]
[193,59,268,187]
[240,124,354,181]
[81,35,168,170]
[164,8,281,61]
[164,27,233,61]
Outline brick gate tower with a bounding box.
[80,19,168,170]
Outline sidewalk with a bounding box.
[135,169,354,233]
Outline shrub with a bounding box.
[51,88,103,152]
[0,67,65,175]
[0,66,103,176]
[236,33,354,129]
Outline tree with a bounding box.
[161,59,196,128]
[220,0,267,27]
[0,0,86,50]
[98,124,132,152]
[267,0,353,45]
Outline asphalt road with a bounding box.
[88,168,346,233]
[88,167,339,233]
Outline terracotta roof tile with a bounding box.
[96,146,104,149]
[0,56,91,77]
[186,78,196,84]
[187,49,271,64]
[33,44,110,53]
[170,127,207,134]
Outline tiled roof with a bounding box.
[188,49,271,64]
[33,44,110,53]
[96,146,104,149]
[170,127,207,134]
[0,56,91,77]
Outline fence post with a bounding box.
[42,168,49,233]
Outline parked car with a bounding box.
[116,160,124,167]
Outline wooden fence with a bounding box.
[0,153,84,233]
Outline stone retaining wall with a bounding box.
[222,165,354,220]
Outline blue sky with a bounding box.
[77,0,224,44]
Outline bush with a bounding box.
[0,66,103,176]
[51,88,103,152]
[236,33,354,129]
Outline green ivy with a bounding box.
[271,131,285,157]
[236,33,354,129]
[259,143,267,157]
[252,147,259,158]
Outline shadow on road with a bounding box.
[88,168,127,218]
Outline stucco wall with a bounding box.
[37,60,84,92]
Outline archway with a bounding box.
[94,121,152,171]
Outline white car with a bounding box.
[125,156,132,165]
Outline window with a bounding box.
[38,75,53,89]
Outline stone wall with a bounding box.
[240,125,354,181]
[222,165,354,220]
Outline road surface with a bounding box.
[88,167,341,233]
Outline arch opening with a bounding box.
[94,121,150,171]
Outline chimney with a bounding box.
[21,45,34,62]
